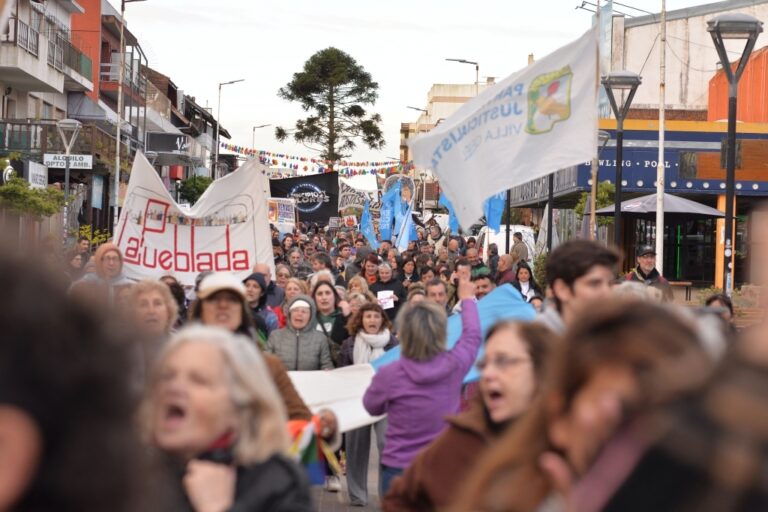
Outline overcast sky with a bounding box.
[112,0,707,163]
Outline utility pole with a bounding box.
[656,0,666,274]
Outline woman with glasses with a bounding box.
[383,322,554,511]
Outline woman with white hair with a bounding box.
[369,262,406,322]
[143,325,313,511]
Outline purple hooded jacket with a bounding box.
[362,299,482,469]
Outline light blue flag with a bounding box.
[439,193,460,233]
[379,181,401,242]
[484,191,506,232]
[360,200,379,250]
[371,284,536,383]
[395,201,416,253]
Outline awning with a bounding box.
[596,193,725,218]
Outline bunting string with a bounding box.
[219,142,415,177]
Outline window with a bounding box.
[42,101,53,120]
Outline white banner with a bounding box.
[289,365,383,432]
[43,154,93,169]
[27,161,48,189]
[339,179,377,210]
[115,153,274,286]
[409,27,598,229]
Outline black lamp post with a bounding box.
[602,71,641,247]
[707,13,763,296]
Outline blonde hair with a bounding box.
[346,275,370,295]
[284,277,309,298]
[126,279,178,332]
[141,325,289,464]
[396,300,447,361]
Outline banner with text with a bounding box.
[270,172,339,224]
[339,179,377,210]
[115,153,274,286]
[409,26,598,229]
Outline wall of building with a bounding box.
[71,0,102,101]
[620,1,768,112]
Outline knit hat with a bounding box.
[289,299,312,311]
[196,272,246,301]
[242,272,267,291]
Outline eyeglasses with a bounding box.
[102,255,121,263]
[475,355,531,372]
[277,273,291,278]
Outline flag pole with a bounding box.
[655,0,667,273]
[589,0,601,240]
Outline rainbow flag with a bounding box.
[287,417,342,485]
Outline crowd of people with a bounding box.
[1,215,764,512]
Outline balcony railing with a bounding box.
[100,61,147,97]
[0,121,50,152]
[46,32,93,79]
[5,17,40,57]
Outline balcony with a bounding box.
[100,60,147,106]
[0,119,132,173]
[0,17,60,93]
[46,31,93,92]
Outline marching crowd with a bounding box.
[1,215,766,512]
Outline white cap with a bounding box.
[196,273,247,301]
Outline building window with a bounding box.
[42,102,53,120]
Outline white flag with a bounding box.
[409,27,598,229]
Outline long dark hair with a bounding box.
[311,280,341,314]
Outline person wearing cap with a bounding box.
[625,244,673,301]
[266,295,333,372]
[189,273,337,436]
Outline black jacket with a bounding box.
[370,278,407,322]
[170,452,313,512]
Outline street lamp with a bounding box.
[57,118,82,246]
[251,124,271,151]
[602,71,642,247]
[446,58,479,96]
[214,78,245,178]
[708,13,763,296]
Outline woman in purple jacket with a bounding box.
[363,277,481,496]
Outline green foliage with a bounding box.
[533,252,548,291]
[276,47,384,163]
[574,180,615,227]
[77,224,110,246]
[501,207,524,225]
[179,175,213,204]
[0,177,65,220]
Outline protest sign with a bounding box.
[115,153,273,286]
[270,172,339,224]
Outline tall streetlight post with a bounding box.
[590,130,612,240]
[708,14,762,297]
[446,58,479,96]
[214,79,245,178]
[57,118,82,246]
[602,71,641,248]
[113,0,146,234]
[251,124,271,151]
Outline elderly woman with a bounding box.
[370,263,406,323]
[143,325,312,511]
[346,292,370,318]
[363,276,480,495]
[340,303,399,507]
[384,322,554,511]
[274,264,292,289]
[266,296,333,371]
[76,243,133,299]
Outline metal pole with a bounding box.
[252,126,255,152]
[422,175,426,217]
[547,173,554,251]
[505,190,511,253]
[655,0,666,274]
[614,122,624,247]
[113,0,126,233]
[475,63,479,97]
[589,159,598,240]
[724,90,737,296]
[214,83,221,178]
[63,154,70,246]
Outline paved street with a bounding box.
[312,438,381,511]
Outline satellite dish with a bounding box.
[3,166,15,184]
